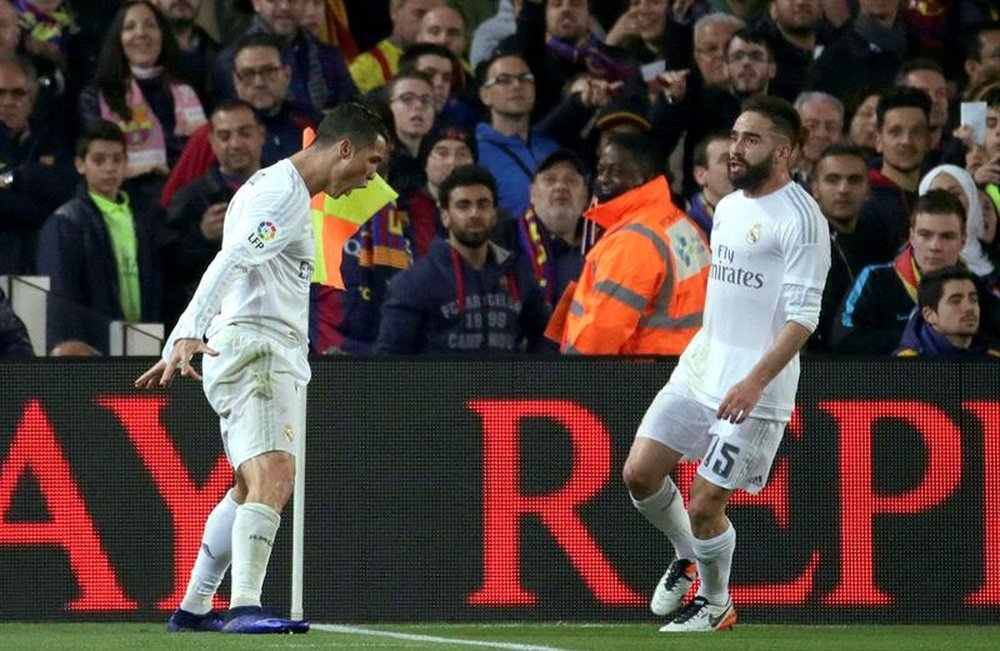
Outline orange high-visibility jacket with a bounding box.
[561,176,711,355]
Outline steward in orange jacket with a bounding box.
[561,175,711,354]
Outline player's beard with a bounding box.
[452,228,491,248]
[728,153,774,192]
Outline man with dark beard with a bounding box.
[624,96,829,633]
[374,164,551,354]
[152,0,218,104]
[651,27,776,197]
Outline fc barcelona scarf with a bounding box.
[517,207,556,305]
[893,246,922,304]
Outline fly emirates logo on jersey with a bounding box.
[710,243,764,289]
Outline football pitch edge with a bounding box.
[2,622,1000,650]
[314,622,1000,651]
[314,623,569,650]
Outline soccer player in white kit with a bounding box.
[136,102,389,634]
[622,96,831,632]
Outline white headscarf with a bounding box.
[918,164,994,277]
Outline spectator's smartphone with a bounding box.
[961,101,988,147]
[641,59,666,83]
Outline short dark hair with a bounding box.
[313,101,390,151]
[815,142,868,167]
[728,27,775,61]
[477,50,527,87]
[439,164,497,209]
[967,21,1000,63]
[876,86,931,130]
[983,86,1000,110]
[234,32,285,60]
[741,95,803,148]
[210,98,259,125]
[913,188,967,231]
[76,120,126,158]
[693,130,731,169]
[399,42,459,71]
[545,0,593,10]
[895,57,945,84]
[606,131,662,180]
[842,87,881,128]
[918,265,977,312]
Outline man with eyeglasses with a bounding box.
[0,0,63,127]
[652,27,776,197]
[475,51,558,220]
[0,53,75,275]
[161,33,321,209]
[212,0,357,115]
[686,14,745,90]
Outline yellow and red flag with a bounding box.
[304,127,397,289]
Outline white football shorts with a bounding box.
[202,323,309,471]
[636,382,786,494]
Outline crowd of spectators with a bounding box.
[1,0,999,359]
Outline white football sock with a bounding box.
[179,490,238,615]
[693,523,736,605]
[631,477,695,561]
[229,502,281,608]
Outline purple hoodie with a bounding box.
[894,311,1000,358]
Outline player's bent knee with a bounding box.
[622,459,663,500]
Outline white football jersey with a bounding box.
[671,181,831,421]
[163,159,314,363]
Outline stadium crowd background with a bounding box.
[0,0,999,359]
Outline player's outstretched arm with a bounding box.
[134,338,219,388]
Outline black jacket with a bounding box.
[832,258,1000,354]
[804,24,908,101]
[163,167,237,328]
[0,122,76,274]
[0,286,33,357]
[500,1,640,119]
[649,82,743,197]
[36,187,163,353]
